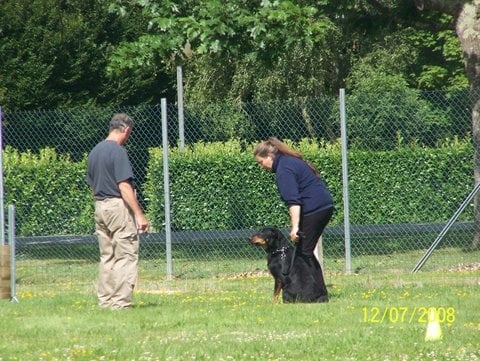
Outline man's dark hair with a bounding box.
[110,113,133,131]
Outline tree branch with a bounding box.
[413,0,465,16]
[363,0,454,31]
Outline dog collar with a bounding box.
[270,246,289,260]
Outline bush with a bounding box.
[4,138,474,237]
[4,147,94,236]
[144,138,474,231]
[346,141,473,223]
[144,140,288,231]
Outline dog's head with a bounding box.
[248,227,288,251]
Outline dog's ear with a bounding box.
[272,227,282,239]
[260,227,285,244]
[265,227,279,240]
[272,227,284,239]
[262,226,278,234]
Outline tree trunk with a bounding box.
[456,1,480,249]
[415,0,480,249]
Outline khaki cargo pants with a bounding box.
[95,198,139,309]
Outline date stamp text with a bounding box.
[362,306,455,324]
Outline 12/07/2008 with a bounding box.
[361,306,455,324]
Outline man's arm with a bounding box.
[118,180,149,232]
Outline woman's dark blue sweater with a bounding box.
[272,154,333,216]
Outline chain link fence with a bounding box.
[2,88,480,289]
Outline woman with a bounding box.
[254,137,334,301]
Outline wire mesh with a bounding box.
[3,89,480,288]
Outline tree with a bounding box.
[107,0,469,101]
[107,1,342,103]
[407,0,480,249]
[108,0,480,247]
[0,0,172,110]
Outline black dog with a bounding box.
[249,227,328,303]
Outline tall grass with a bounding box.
[1,260,479,361]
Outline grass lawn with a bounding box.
[0,259,479,361]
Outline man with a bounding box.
[87,113,149,309]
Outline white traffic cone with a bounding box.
[425,308,443,341]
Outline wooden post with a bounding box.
[0,245,11,299]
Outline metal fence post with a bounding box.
[340,89,352,274]
[161,99,173,279]
[177,65,185,151]
[8,205,18,302]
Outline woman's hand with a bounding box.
[290,226,300,242]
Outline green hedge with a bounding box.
[4,147,93,236]
[347,143,473,224]
[145,140,289,231]
[3,139,475,237]
[144,139,474,231]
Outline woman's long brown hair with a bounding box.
[253,137,319,176]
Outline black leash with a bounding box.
[284,245,296,276]
[282,231,303,276]
[283,231,305,276]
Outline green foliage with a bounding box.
[414,27,468,90]
[347,141,473,224]
[144,140,288,231]
[3,138,474,237]
[144,139,474,232]
[3,109,111,162]
[346,88,451,150]
[108,0,340,103]
[0,1,98,109]
[0,0,470,110]
[184,102,255,143]
[347,33,419,90]
[3,147,94,236]
[184,97,341,144]
[0,0,170,110]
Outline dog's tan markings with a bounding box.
[272,281,282,303]
[250,235,268,248]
